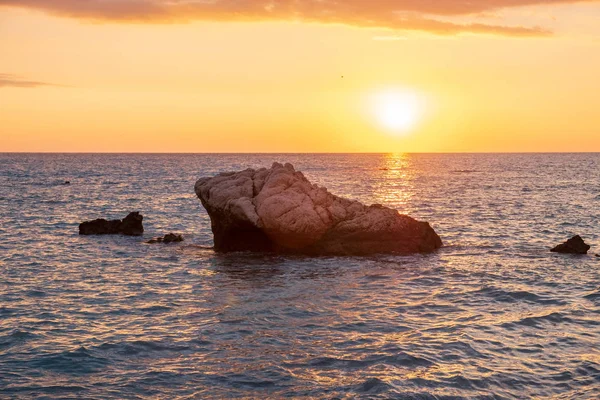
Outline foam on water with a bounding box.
[1,153,600,399]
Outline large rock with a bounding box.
[79,212,144,236]
[195,163,442,255]
[551,235,590,254]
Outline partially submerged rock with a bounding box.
[79,212,144,236]
[551,235,590,254]
[79,219,121,235]
[195,162,442,255]
[147,233,184,244]
[120,212,144,236]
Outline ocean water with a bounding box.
[1,153,599,399]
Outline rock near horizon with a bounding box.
[195,162,442,255]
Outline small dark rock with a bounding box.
[120,212,144,236]
[551,235,590,254]
[147,233,184,244]
[63,181,71,185]
[79,212,144,236]
[163,233,184,243]
[79,219,122,235]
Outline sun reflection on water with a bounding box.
[372,153,415,213]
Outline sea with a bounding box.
[1,153,599,399]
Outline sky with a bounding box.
[1,0,599,152]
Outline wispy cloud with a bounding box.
[0,73,59,88]
[0,0,593,36]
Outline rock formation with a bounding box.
[147,233,184,244]
[119,212,144,236]
[195,163,442,255]
[79,212,144,236]
[551,235,590,254]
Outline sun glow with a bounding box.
[371,89,425,135]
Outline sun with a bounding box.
[370,89,424,135]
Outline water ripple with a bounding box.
[1,153,600,399]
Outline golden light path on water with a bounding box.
[374,153,416,212]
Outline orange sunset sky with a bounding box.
[1,0,599,153]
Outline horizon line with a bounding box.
[1,151,600,155]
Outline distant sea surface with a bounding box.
[1,153,600,399]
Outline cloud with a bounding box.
[0,73,58,88]
[0,0,592,36]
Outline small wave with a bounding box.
[356,378,394,394]
[0,330,38,350]
[398,376,497,398]
[584,289,600,301]
[139,305,173,313]
[290,352,432,370]
[6,330,36,340]
[445,374,490,390]
[451,169,479,174]
[575,361,600,379]
[363,273,390,281]
[41,200,67,206]
[97,340,190,356]
[29,347,109,374]
[105,308,134,316]
[25,289,47,298]
[514,344,544,354]
[502,312,572,329]
[384,353,434,368]
[331,321,404,334]
[0,307,15,317]
[475,286,565,305]
[1,385,88,396]
[549,370,574,382]
[438,340,488,360]
[226,376,276,388]
[190,338,212,346]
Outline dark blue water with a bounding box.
[1,153,599,399]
